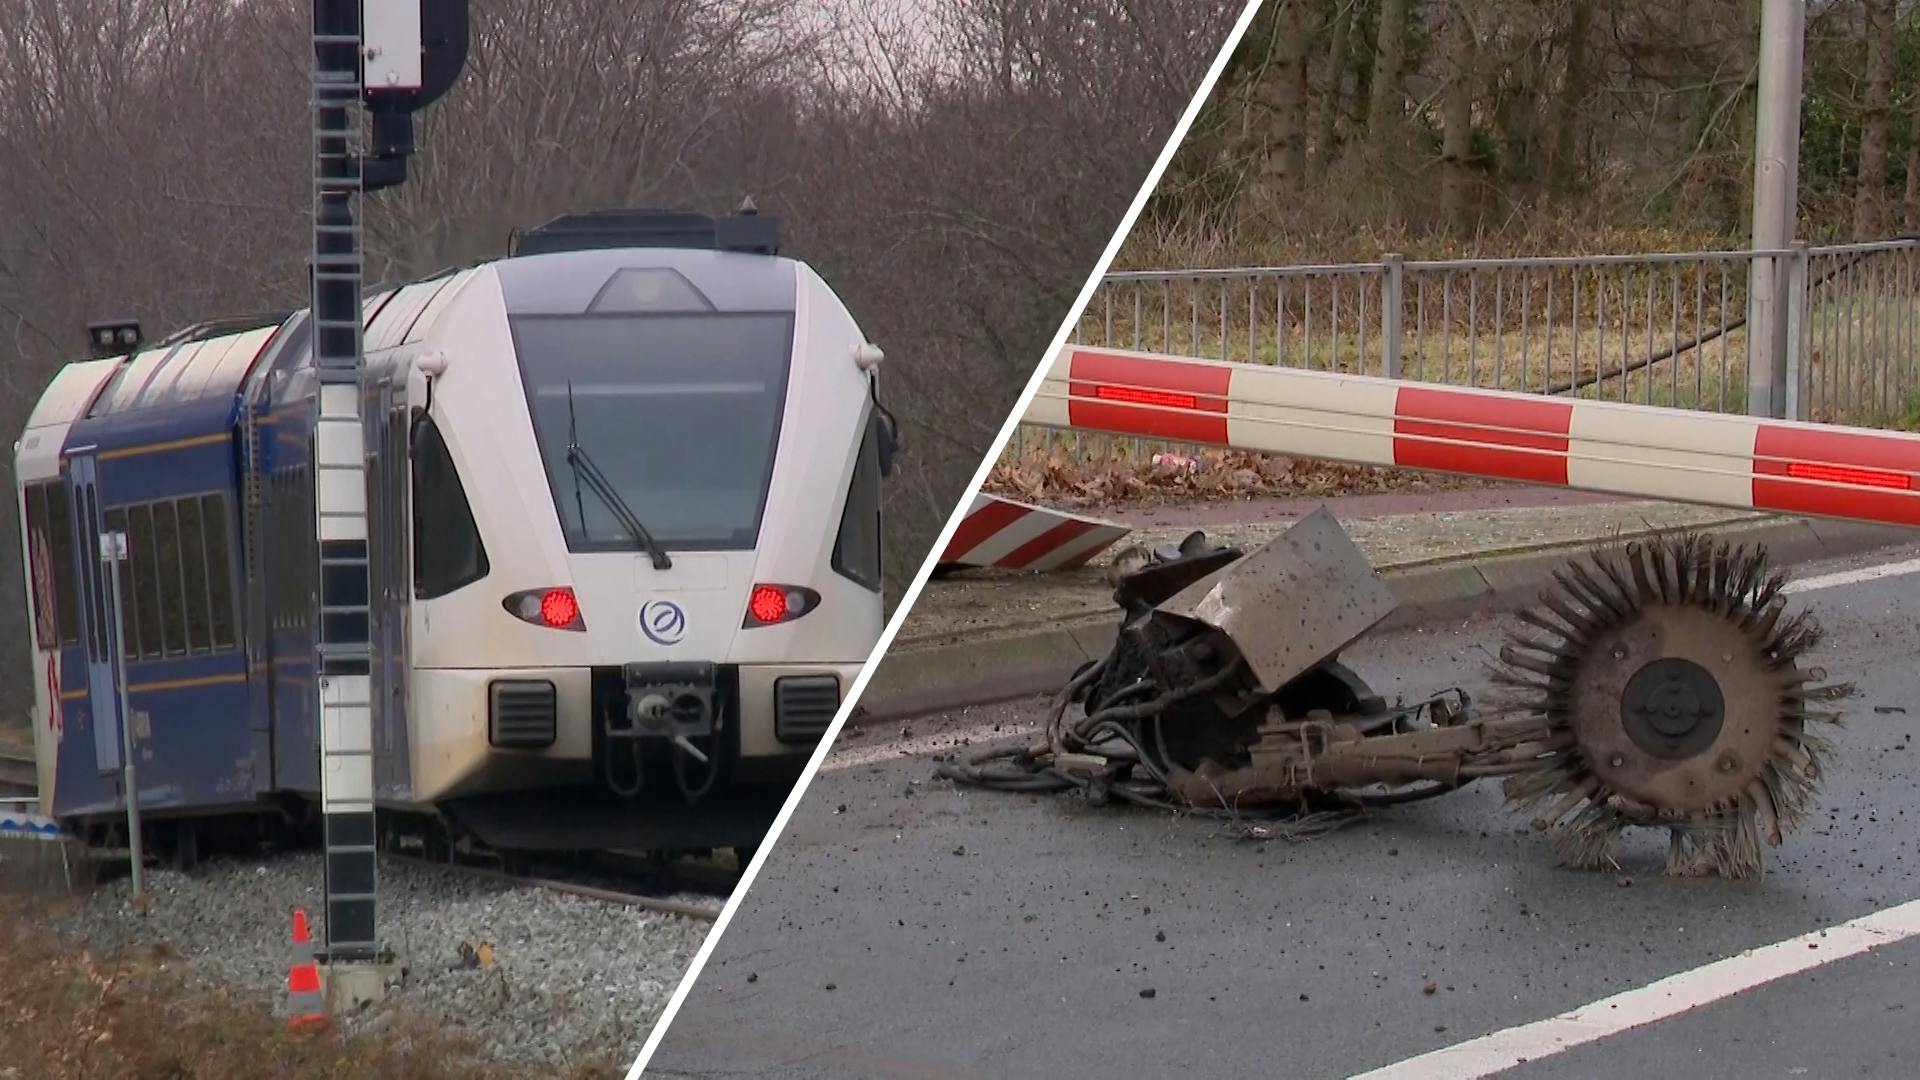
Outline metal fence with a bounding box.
[1016,239,1920,463]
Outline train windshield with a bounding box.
[512,312,793,551]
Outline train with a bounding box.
[10,208,893,863]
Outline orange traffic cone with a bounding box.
[286,908,329,1033]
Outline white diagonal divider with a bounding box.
[620,2,1275,1074]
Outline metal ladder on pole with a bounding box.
[310,1,378,964]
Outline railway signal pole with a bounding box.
[309,0,466,967]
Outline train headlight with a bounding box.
[502,587,587,631]
[743,583,819,628]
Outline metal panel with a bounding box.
[66,454,123,773]
[1160,508,1396,693]
[361,0,423,90]
[774,675,840,742]
[20,358,120,431]
[488,681,557,748]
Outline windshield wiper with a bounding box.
[565,382,672,569]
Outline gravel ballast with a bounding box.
[48,854,707,1070]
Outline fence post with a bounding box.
[1383,253,1404,379]
[1783,241,1809,422]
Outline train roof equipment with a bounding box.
[508,205,781,259]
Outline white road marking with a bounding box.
[823,721,1027,773]
[1784,555,1920,595]
[1348,896,1920,1080]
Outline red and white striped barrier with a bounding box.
[1026,345,1920,529]
[939,493,1131,571]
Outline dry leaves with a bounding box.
[987,446,1479,509]
[0,898,595,1080]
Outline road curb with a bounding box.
[852,516,1914,728]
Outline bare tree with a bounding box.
[1546,0,1591,195]
[1251,0,1310,198]
[1146,0,1916,250]
[1440,1,1479,231]
[1365,0,1409,155]
[1857,0,1894,234]
[0,0,1238,702]
[1310,0,1355,183]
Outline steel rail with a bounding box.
[381,852,727,922]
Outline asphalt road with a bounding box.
[648,540,1920,1079]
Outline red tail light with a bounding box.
[749,585,787,622]
[503,587,586,631]
[743,584,820,628]
[540,589,579,628]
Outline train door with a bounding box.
[388,386,412,795]
[370,381,412,799]
[242,399,276,782]
[366,379,391,794]
[66,450,125,779]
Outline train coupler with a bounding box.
[616,662,718,762]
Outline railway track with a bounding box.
[383,851,734,922]
[0,753,35,799]
[0,760,735,919]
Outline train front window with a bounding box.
[512,313,792,552]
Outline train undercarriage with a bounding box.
[941,508,1852,879]
[36,662,796,878]
[42,793,770,886]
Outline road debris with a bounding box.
[938,511,1852,879]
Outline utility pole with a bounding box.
[1747,0,1805,420]
[309,0,466,974]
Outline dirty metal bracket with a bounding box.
[1156,508,1398,693]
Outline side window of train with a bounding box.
[22,485,55,648]
[411,412,489,599]
[80,484,108,662]
[128,504,163,658]
[104,507,138,655]
[832,419,884,592]
[110,493,244,660]
[22,482,82,647]
[152,502,188,655]
[199,493,238,649]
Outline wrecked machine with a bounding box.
[942,509,1850,879]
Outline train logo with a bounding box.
[639,600,688,646]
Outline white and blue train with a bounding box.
[11,210,892,859]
